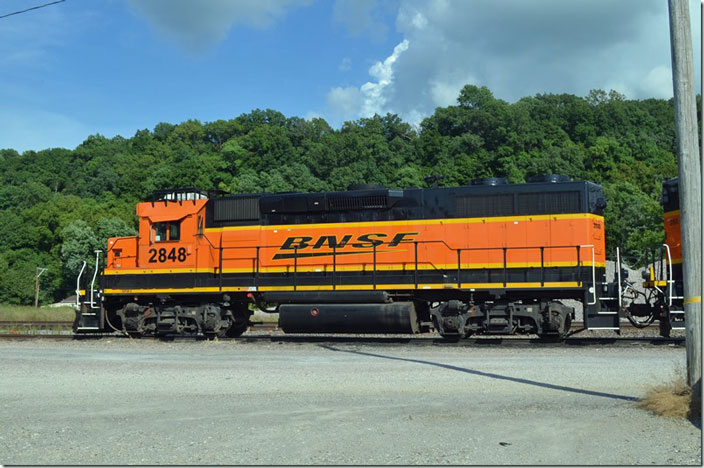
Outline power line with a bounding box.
[0,0,65,20]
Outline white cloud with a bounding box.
[332,0,389,42]
[326,86,364,121]
[327,39,409,121]
[641,65,674,99]
[324,0,701,126]
[127,0,311,54]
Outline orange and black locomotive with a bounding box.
[74,175,623,339]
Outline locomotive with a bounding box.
[72,174,681,339]
[607,177,685,336]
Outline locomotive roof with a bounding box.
[190,177,606,228]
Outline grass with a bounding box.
[0,304,75,322]
[0,304,278,323]
[636,371,696,419]
[251,310,279,323]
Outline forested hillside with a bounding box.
[0,85,697,304]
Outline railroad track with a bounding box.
[0,333,683,347]
[0,321,685,346]
[0,320,676,333]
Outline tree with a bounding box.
[60,220,101,280]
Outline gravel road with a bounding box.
[0,339,700,465]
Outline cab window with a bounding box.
[153,221,180,242]
[169,222,180,241]
[197,216,204,235]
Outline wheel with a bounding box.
[225,321,248,338]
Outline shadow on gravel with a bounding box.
[320,344,638,402]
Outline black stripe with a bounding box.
[103,267,604,293]
[272,250,374,260]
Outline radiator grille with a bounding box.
[328,195,388,210]
[455,194,515,217]
[517,191,581,215]
[213,196,260,221]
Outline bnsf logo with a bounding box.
[273,232,418,260]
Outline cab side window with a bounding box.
[169,222,180,241]
[153,222,168,242]
[153,221,180,242]
[197,216,204,235]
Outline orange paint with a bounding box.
[105,198,605,278]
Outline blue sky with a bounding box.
[0,0,701,153]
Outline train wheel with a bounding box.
[225,304,251,338]
[225,321,248,338]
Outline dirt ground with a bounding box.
[0,339,700,465]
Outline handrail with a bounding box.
[662,243,674,306]
[89,250,101,308]
[414,241,418,288]
[133,238,600,294]
[616,247,622,308]
[75,261,87,308]
[207,242,600,266]
[580,244,596,305]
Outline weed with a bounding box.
[637,367,694,418]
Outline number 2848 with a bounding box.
[148,247,187,263]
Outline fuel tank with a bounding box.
[278,302,419,334]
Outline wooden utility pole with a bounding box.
[668,0,701,410]
[34,267,47,308]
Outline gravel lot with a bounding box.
[0,338,700,465]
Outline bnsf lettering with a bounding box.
[388,232,417,247]
[280,236,313,250]
[352,233,387,248]
[312,235,353,249]
[274,232,419,260]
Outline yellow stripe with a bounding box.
[105,260,605,275]
[104,287,253,294]
[204,213,604,233]
[664,210,681,218]
[684,296,701,305]
[104,268,215,275]
[103,281,582,295]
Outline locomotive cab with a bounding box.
[106,189,208,272]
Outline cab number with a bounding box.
[148,247,187,263]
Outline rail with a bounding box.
[660,244,683,307]
[203,235,598,293]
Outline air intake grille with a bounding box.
[517,191,581,215]
[455,194,515,217]
[328,195,388,210]
[213,197,260,221]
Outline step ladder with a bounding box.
[668,309,686,330]
[74,251,104,333]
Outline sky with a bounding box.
[0,0,701,153]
